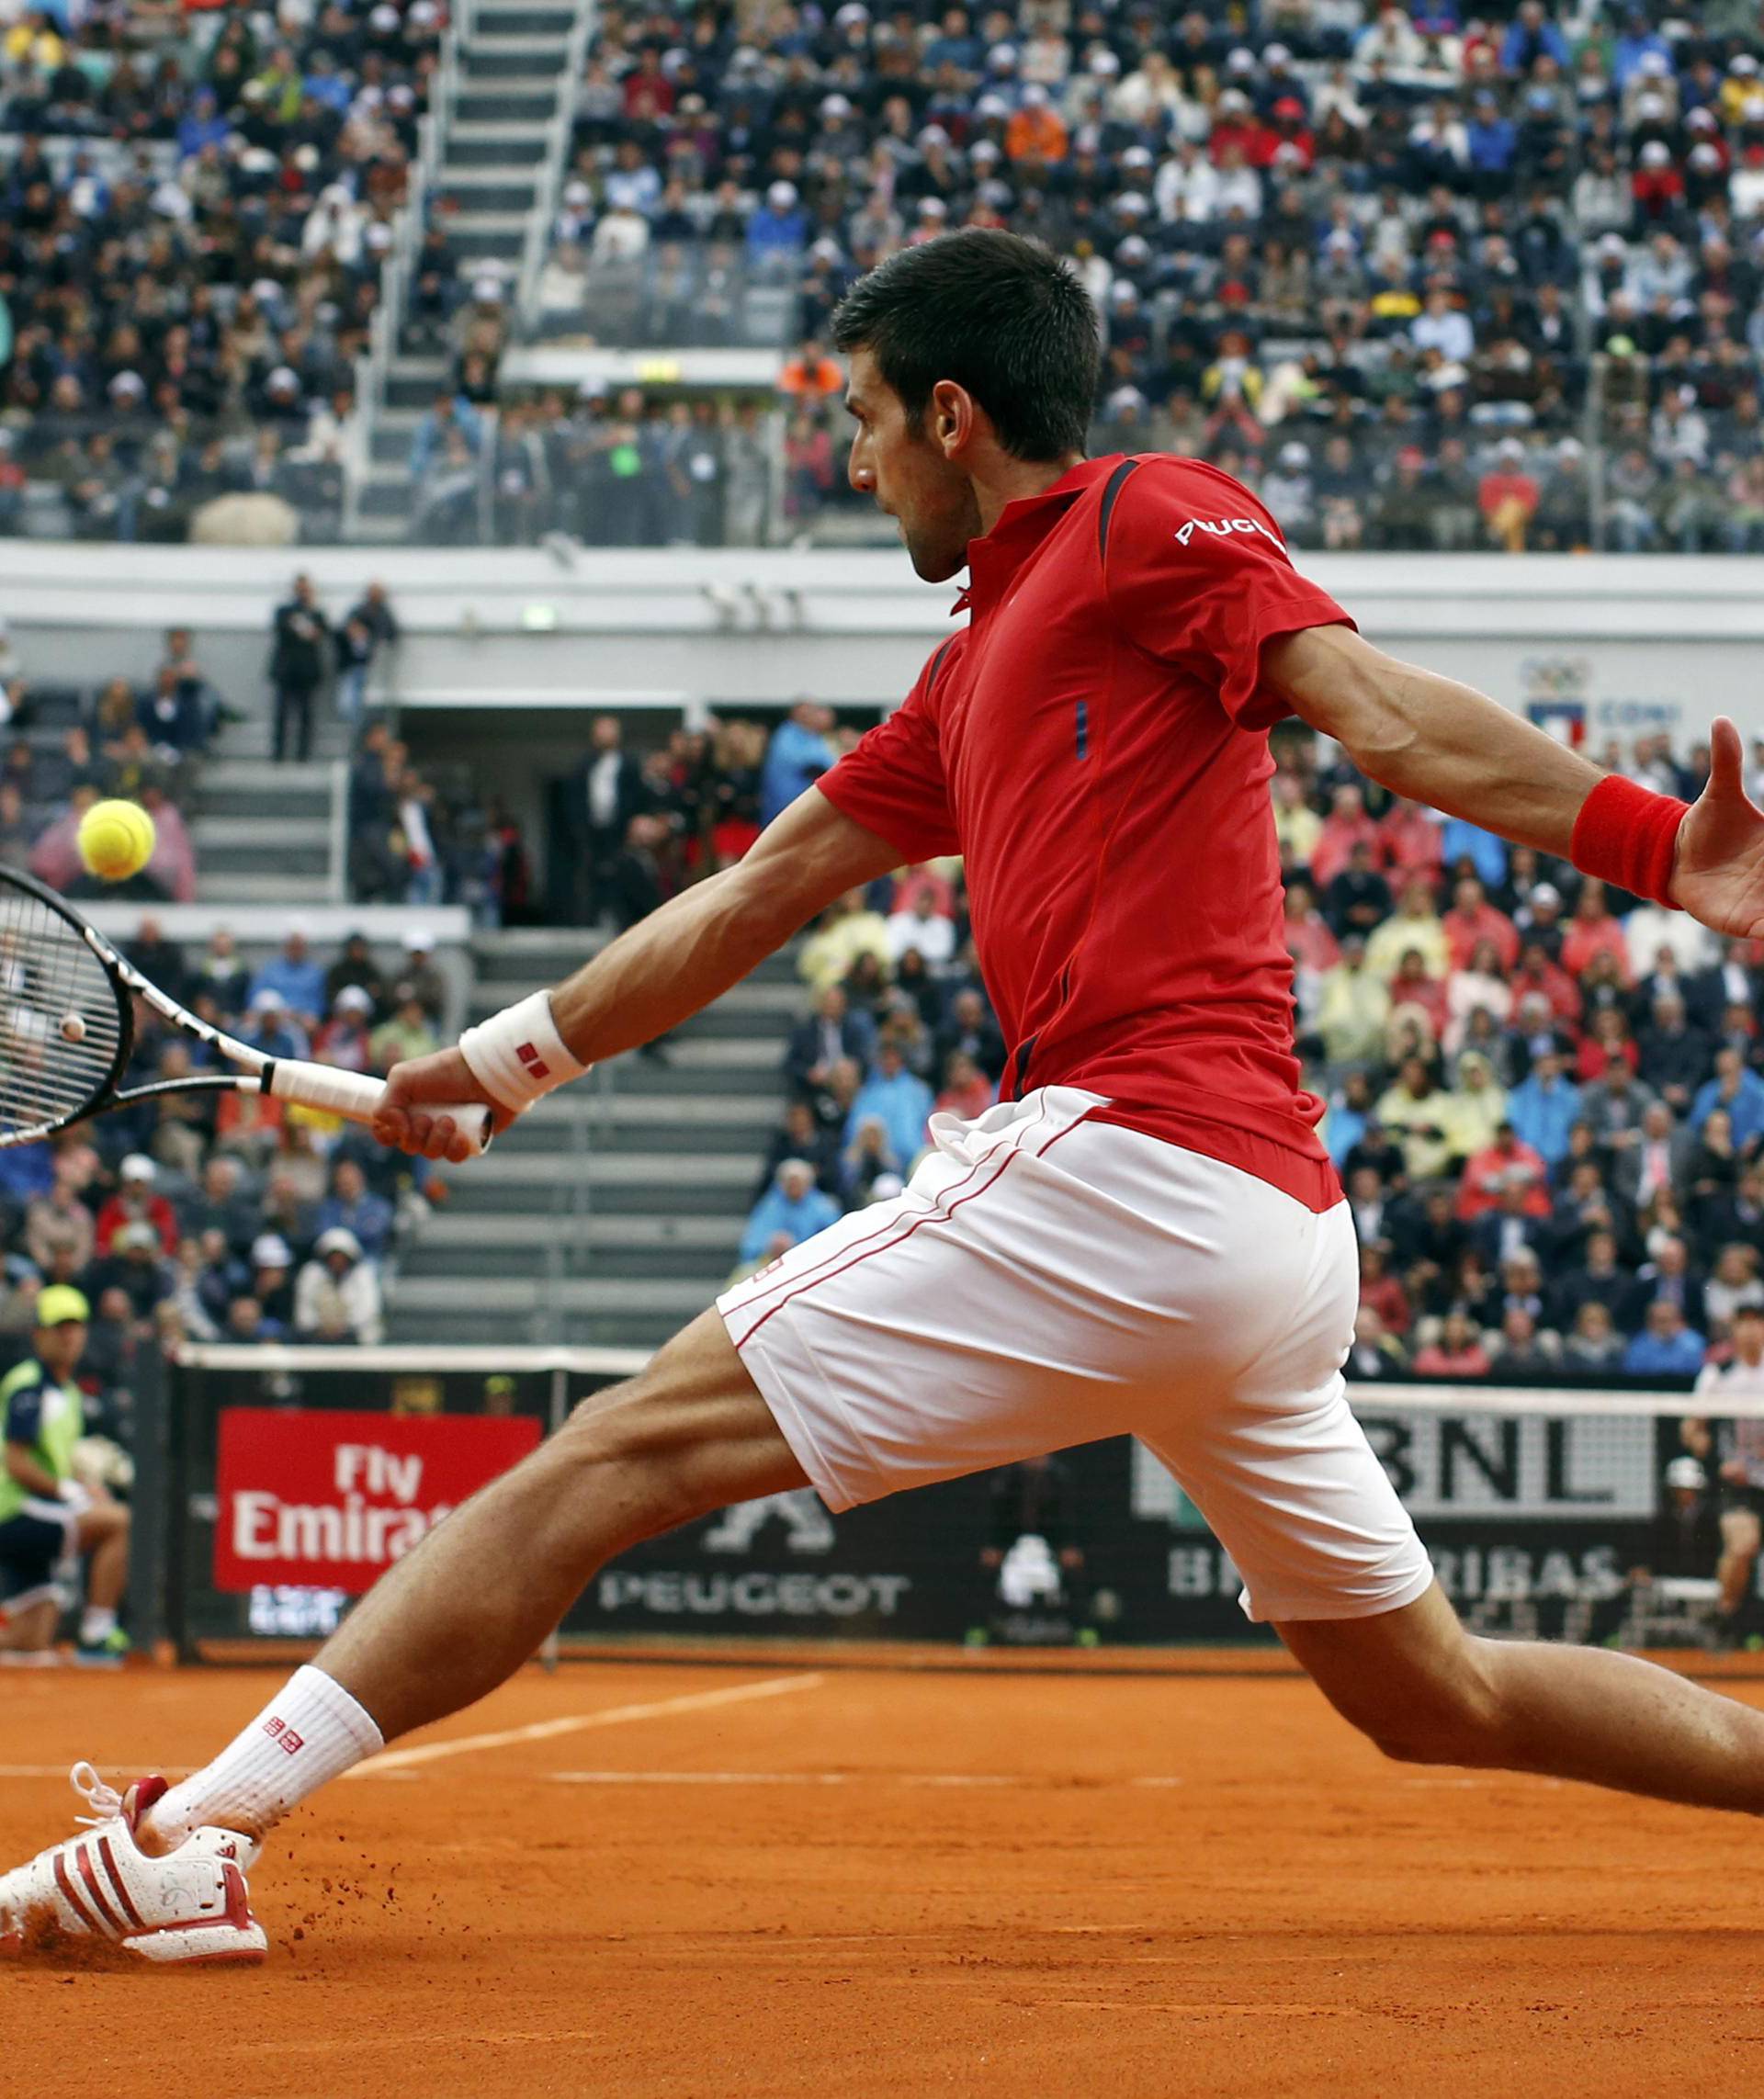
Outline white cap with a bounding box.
[316,1226,362,1260]
[401,926,434,951]
[250,987,286,1013]
[119,1154,156,1182]
[251,1234,293,1269]
[1639,139,1672,166]
[767,179,798,207]
[335,985,374,1012]
[1022,81,1049,106]
[820,91,852,116]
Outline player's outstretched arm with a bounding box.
[1264,624,1764,940]
[374,787,901,1161]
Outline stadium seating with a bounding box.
[8,0,1764,547]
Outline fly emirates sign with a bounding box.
[213,1409,541,1594]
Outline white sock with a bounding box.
[79,1607,117,1642]
[146,1665,384,1846]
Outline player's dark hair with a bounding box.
[831,230,1100,462]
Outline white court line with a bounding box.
[548,1769,1017,1788]
[345,1671,825,1776]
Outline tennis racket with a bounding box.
[0,865,492,1156]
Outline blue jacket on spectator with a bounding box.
[1690,1067,1764,1148]
[314,1191,395,1261]
[1323,1100,1367,1168]
[0,1143,53,1205]
[741,1179,841,1265]
[761,717,835,825]
[1500,17,1570,73]
[746,196,810,260]
[845,1065,933,1169]
[410,397,486,482]
[1439,817,1505,887]
[1622,1326,1707,1376]
[1466,110,1518,174]
[249,954,327,1019]
[1611,25,1674,85]
[1508,1069,1582,1166]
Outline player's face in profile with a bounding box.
[843,350,982,583]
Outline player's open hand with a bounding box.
[373,1047,514,1164]
[1670,717,1764,938]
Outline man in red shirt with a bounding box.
[28,230,1764,1963]
[1442,872,1519,971]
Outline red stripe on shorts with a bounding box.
[731,1144,1024,1349]
[728,1097,1056,1329]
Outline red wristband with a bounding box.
[1568,773,1688,908]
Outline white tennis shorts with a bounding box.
[718,1087,1434,1623]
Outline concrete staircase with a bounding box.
[388,927,802,1349]
[190,759,337,907]
[360,0,581,538]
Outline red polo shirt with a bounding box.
[818,453,1354,1212]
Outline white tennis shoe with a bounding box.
[0,1764,266,1964]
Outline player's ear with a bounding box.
[929,380,976,460]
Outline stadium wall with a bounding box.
[4,547,1762,747]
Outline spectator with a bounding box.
[760,703,837,827]
[293,1228,385,1344]
[1410,1308,1492,1379]
[570,716,649,926]
[371,987,440,1070]
[267,575,332,764]
[313,1159,394,1263]
[1623,1298,1707,1376]
[786,987,876,1096]
[740,1159,841,1267]
[249,930,327,1031]
[844,1043,934,1170]
[94,1156,177,1259]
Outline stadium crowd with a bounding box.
[0,618,212,903]
[509,0,1764,551]
[0,0,468,544]
[12,0,1764,547]
[743,715,1764,1389]
[0,917,456,1441]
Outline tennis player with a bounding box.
[12,228,1764,1961]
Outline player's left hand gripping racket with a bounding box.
[0,866,492,1156]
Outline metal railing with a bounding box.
[515,0,598,334]
[533,1057,615,1345]
[343,0,462,537]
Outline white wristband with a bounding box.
[458,989,586,1114]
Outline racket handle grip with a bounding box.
[264,1061,494,1157]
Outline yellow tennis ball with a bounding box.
[76,798,156,883]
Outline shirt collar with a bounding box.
[958,455,1121,613]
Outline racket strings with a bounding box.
[0,888,122,1138]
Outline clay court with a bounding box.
[5,1656,1763,2096]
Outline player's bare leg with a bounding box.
[139,1309,801,1849]
[1281,1581,1764,1812]
[318,1309,802,1738]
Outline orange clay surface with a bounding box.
[4,1657,1764,2098]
